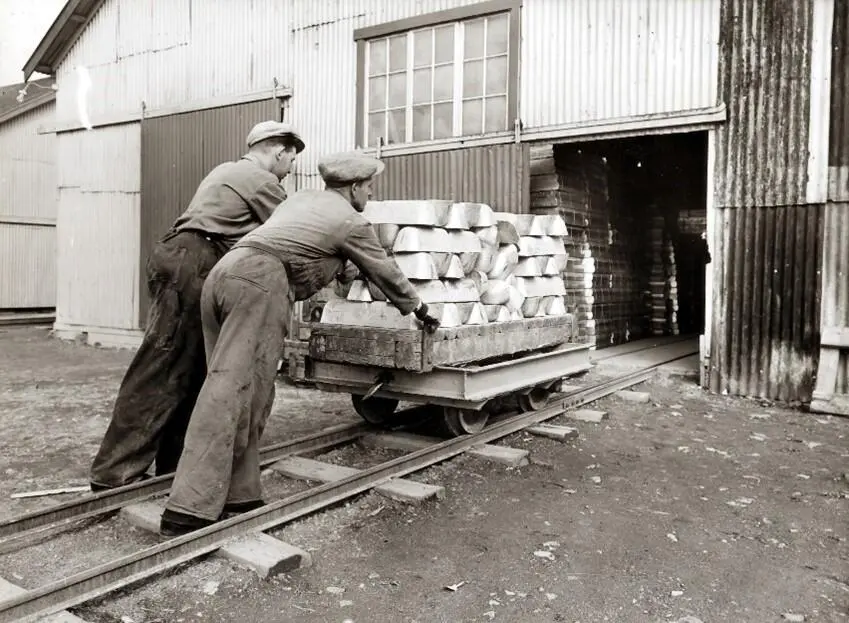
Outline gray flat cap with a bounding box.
[246,121,305,152]
[318,151,385,185]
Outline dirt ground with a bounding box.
[0,325,846,623]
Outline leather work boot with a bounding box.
[159,508,215,537]
[219,500,266,520]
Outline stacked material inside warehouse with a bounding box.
[320,201,571,329]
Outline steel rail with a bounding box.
[0,422,369,542]
[0,352,693,623]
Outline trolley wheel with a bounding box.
[517,386,551,412]
[440,406,489,437]
[351,394,399,426]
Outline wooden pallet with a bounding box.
[309,314,577,373]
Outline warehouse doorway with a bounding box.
[550,131,709,353]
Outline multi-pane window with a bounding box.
[363,12,512,147]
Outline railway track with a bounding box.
[0,348,695,623]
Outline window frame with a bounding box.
[354,0,522,149]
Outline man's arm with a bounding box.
[339,220,421,315]
[246,181,287,223]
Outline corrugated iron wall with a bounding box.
[714,0,813,208]
[709,0,822,401]
[0,104,57,308]
[521,0,721,128]
[373,143,529,212]
[829,0,849,201]
[55,124,141,331]
[139,98,280,323]
[712,205,822,400]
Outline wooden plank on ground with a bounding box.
[362,432,529,467]
[0,577,88,622]
[220,532,311,578]
[272,457,444,503]
[526,424,579,441]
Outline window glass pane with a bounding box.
[485,55,508,95]
[464,19,485,59]
[413,105,432,141]
[388,72,406,108]
[433,64,453,101]
[486,14,509,55]
[484,96,507,132]
[389,35,406,72]
[368,112,384,147]
[434,26,454,63]
[369,39,387,75]
[414,29,433,67]
[433,102,453,139]
[462,98,483,135]
[368,76,386,111]
[387,109,406,144]
[413,68,432,105]
[463,60,484,98]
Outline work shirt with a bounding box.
[172,158,286,249]
[235,189,420,314]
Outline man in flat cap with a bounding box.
[160,151,440,535]
[90,121,305,493]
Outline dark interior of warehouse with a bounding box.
[553,131,709,349]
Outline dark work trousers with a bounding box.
[90,230,225,489]
[166,247,291,521]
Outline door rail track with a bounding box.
[0,351,694,623]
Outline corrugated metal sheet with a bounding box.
[55,189,140,330]
[521,0,720,128]
[0,103,57,220]
[139,99,279,322]
[0,224,56,308]
[820,202,849,394]
[55,123,141,330]
[56,0,292,120]
[829,0,849,201]
[710,204,823,401]
[714,0,814,208]
[373,143,529,212]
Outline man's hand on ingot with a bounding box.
[414,302,440,334]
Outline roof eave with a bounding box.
[0,91,56,126]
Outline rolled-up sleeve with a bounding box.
[339,221,420,315]
[248,181,287,223]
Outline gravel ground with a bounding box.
[0,326,846,623]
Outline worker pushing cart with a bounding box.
[160,152,440,536]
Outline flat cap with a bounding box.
[317,151,386,186]
[246,121,305,152]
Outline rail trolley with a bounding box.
[305,314,593,436]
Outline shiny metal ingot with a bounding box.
[480,279,511,305]
[455,202,495,227]
[392,226,451,253]
[537,254,568,275]
[487,244,519,280]
[393,252,439,280]
[514,276,566,297]
[495,220,519,245]
[440,254,465,279]
[506,285,525,312]
[546,296,567,316]
[376,223,400,249]
[363,200,452,226]
[346,280,372,301]
[321,300,464,329]
[468,269,488,290]
[532,214,568,236]
[483,304,512,323]
[501,214,535,235]
[513,257,542,277]
[472,225,498,247]
[373,278,479,304]
[459,302,488,325]
[521,296,543,317]
[444,203,470,230]
[448,230,483,253]
[459,252,481,273]
[517,236,567,257]
[474,245,496,274]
